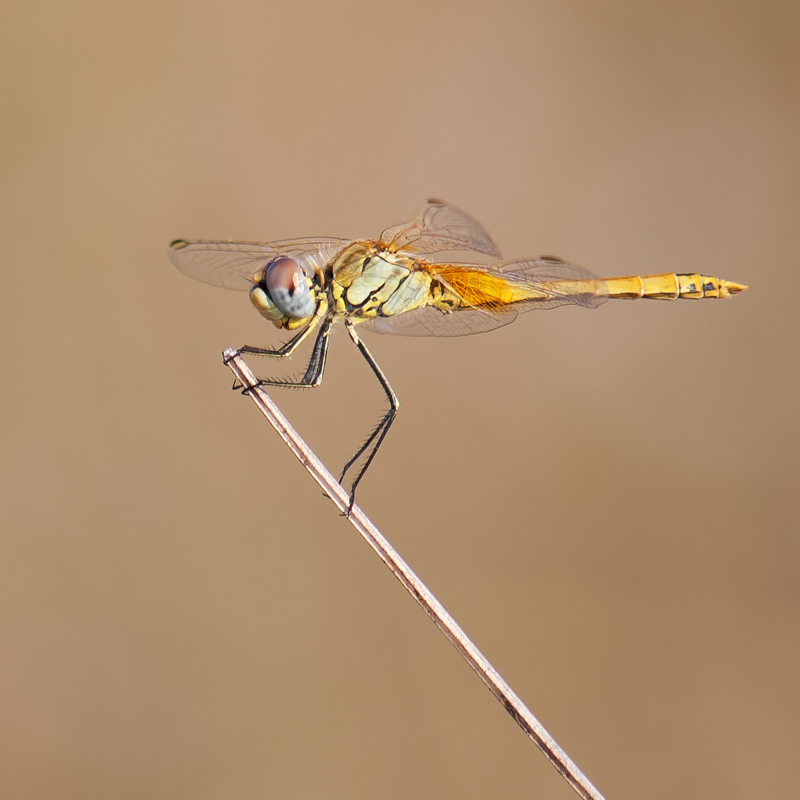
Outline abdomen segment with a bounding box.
[604,273,748,300]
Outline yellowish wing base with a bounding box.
[430,267,747,312]
[431,268,604,311]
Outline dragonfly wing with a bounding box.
[169,237,350,290]
[361,257,607,337]
[496,257,609,310]
[361,304,517,337]
[379,198,502,258]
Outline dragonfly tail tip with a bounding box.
[724,280,748,295]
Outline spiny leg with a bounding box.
[228,299,326,362]
[248,318,332,391]
[340,321,399,510]
[233,321,316,360]
[225,302,327,389]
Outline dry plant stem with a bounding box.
[223,348,607,800]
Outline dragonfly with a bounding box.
[170,198,747,507]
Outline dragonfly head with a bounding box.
[250,256,316,329]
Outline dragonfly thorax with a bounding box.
[329,242,432,322]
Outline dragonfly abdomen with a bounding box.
[604,273,748,300]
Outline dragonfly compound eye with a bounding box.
[265,256,315,319]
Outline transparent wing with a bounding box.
[493,256,609,311]
[379,198,502,258]
[361,256,607,338]
[169,237,350,290]
[361,305,517,337]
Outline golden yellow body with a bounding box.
[170,198,747,503]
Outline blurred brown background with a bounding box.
[2,1,798,798]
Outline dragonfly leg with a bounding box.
[340,321,399,511]
[237,318,332,393]
[230,300,326,361]
[225,302,329,390]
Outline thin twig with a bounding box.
[223,348,607,800]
